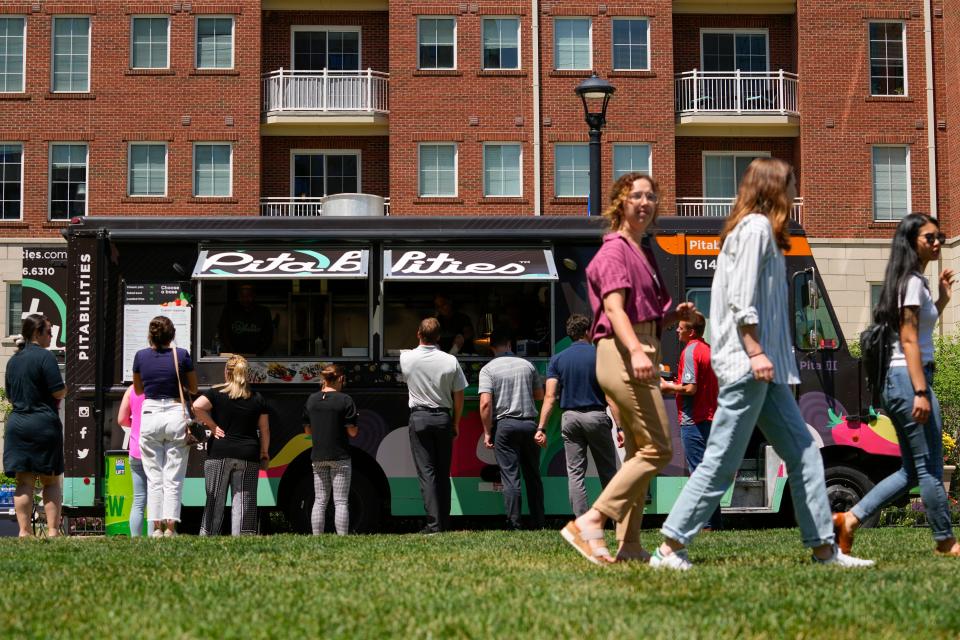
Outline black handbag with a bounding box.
[860,322,893,407]
[172,346,208,444]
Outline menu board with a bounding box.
[122,283,192,381]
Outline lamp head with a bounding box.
[575,74,615,124]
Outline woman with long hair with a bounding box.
[193,355,270,536]
[4,314,65,537]
[651,158,874,569]
[302,365,358,535]
[561,172,695,564]
[834,214,959,556]
[133,315,197,537]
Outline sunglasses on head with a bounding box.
[922,232,947,245]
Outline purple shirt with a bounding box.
[586,233,672,342]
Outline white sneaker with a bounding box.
[150,528,163,538]
[650,548,693,571]
[813,545,875,568]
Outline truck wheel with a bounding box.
[825,465,879,528]
[282,468,384,534]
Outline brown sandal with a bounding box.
[560,521,614,565]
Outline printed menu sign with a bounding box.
[122,283,192,381]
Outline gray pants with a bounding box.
[561,410,619,517]
[494,418,545,529]
[200,457,259,536]
[409,409,454,532]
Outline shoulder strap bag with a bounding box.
[172,346,207,444]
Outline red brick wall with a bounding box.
[0,3,261,238]
[673,14,796,74]
[260,136,389,197]
[261,11,389,73]
[674,137,798,200]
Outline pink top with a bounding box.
[128,389,145,459]
[586,233,673,342]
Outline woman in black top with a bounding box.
[302,365,358,535]
[4,314,66,537]
[193,355,270,536]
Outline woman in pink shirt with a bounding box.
[118,386,149,537]
[561,172,694,565]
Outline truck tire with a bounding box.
[824,465,879,528]
[282,466,384,534]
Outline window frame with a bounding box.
[289,25,363,71]
[701,150,770,198]
[699,28,770,72]
[482,142,523,198]
[127,142,168,197]
[192,142,233,198]
[868,20,907,97]
[6,282,21,338]
[0,142,24,221]
[0,16,26,93]
[871,144,911,222]
[417,16,457,71]
[481,16,521,71]
[195,15,235,70]
[612,143,653,179]
[554,143,590,198]
[288,148,362,197]
[417,142,458,198]
[48,142,88,219]
[553,17,592,71]
[50,15,91,93]
[611,17,650,72]
[130,15,170,70]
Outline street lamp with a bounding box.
[575,75,615,217]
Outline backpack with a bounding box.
[859,322,893,407]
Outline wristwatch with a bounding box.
[535,427,545,432]
[914,388,929,397]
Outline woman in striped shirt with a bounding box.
[650,158,874,570]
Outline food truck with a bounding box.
[62,215,901,532]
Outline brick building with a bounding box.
[1,0,958,372]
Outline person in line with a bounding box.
[4,314,65,537]
[400,317,467,534]
[660,311,722,531]
[651,158,874,570]
[193,355,270,536]
[133,316,197,538]
[834,214,960,556]
[560,172,694,565]
[480,330,545,530]
[535,314,618,519]
[218,283,274,356]
[118,385,150,537]
[303,365,358,535]
[433,294,475,355]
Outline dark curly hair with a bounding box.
[565,314,591,341]
[148,316,176,348]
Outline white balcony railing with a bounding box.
[675,70,799,115]
[261,68,389,114]
[675,197,803,225]
[260,197,391,217]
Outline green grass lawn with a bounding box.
[1,527,957,639]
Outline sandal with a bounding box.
[560,521,614,565]
[833,512,855,554]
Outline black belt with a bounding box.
[565,405,606,412]
[410,406,449,414]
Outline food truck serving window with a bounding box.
[192,248,370,360]
[382,248,557,358]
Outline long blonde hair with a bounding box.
[602,172,660,232]
[216,355,252,400]
[720,157,794,251]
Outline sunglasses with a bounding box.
[922,232,947,245]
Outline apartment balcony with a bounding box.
[261,69,389,135]
[674,70,799,137]
[673,0,795,14]
[260,196,391,217]
[262,0,387,10]
[675,197,803,225]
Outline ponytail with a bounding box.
[216,354,252,400]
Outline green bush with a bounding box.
[934,334,960,445]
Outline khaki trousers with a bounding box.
[592,322,672,543]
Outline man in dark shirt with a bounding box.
[433,294,475,355]
[218,284,274,356]
[536,314,618,517]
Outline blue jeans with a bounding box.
[129,456,149,537]
[663,375,834,548]
[680,421,722,530]
[851,365,953,541]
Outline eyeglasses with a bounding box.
[630,191,659,203]
[922,232,947,245]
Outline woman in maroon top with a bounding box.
[561,172,695,565]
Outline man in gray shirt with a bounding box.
[400,317,467,534]
[479,330,545,530]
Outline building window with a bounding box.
[128,143,167,197]
[418,18,455,70]
[292,28,360,71]
[869,283,883,312]
[613,144,651,179]
[554,144,589,198]
[703,152,766,200]
[7,283,21,337]
[0,18,25,92]
[131,16,169,69]
[869,22,906,96]
[483,144,521,197]
[196,17,234,69]
[292,151,359,197]
[418,143,457,197]
[52,17,90,92]
[193,143,232,197]
[49,143,87,219]
[872,146,909,221]
[0,143,23,219]
[554,18,591,70]
[612,18,649,71]
[482,18,519,70]
[701,31,767,72]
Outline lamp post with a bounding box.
[575,75,615,217]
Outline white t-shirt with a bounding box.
[889,274,938,367]
[399,345,468,409]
